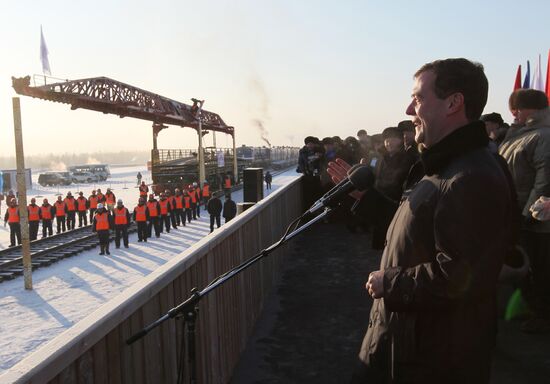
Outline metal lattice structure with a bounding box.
[11,75,234,135]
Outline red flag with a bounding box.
[546,49,550,102]
[514,64,522,91]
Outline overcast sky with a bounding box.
[1,0,549,156]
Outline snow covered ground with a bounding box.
[0,166,300,375]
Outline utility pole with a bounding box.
[12,97,32,290]
[232,133,238,184]
[196,99,206,189]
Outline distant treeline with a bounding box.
[0,151,150,171]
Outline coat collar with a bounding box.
[420,121,489,176]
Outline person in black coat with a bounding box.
[264,171,273,190]
[222,195,237,223]
[207,193,222,232]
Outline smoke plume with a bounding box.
[252,119,272,147]
[49,160,67,171]
[86,156,100,164]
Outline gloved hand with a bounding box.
[529,196,550,221]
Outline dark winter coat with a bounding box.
[207,197,222,216]
[223,199,237,220]
[374,149,416,203]
[359,122,514,383]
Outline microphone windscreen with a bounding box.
[348,166,374,191]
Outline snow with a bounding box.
[0,165,300,375]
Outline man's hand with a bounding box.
[326,158,368,201]
[366,270,384,299]
[530,196,550,221]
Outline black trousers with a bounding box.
[170,211,178,228]
[78,211,88,227]
[42,219,53,237]
[266,181,271,189]
[174,208,186,226]
[521,230,550,319]
[196,202,201,217]
[8,223,21,246]
[148,217,161,237]
[137,221,148,241]
[115,224,129,247]
[56,216,66,233]
[67,211,76,230]
[186,209,192,223]
[210,215,221,232]
[89,208,96,223]
[191,203,197,219]
[29,221,39,241]
[160,215,170,233]
[97,230,110,254]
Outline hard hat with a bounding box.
[117,199,123,204]
[204,180,208,184]
[193,182,198,187]
[97,203,104,209]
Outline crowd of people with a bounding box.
[2,180,240,254]
[297,58,550,382]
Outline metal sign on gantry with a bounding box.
[11,75,238,187]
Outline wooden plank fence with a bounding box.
[2,177,302,384]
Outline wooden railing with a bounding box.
[2,177,302,384]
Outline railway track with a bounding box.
[0,224,137,282]
[0,166,294,283]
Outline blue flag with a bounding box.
[523,60,530,88]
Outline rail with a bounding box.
[1,175,303,383]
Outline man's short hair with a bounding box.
[397,120,415,132]
[304,136,318,145]
[509,89,548,110]
[480,112,504,125]
[321,137,334,145]
[357,129,367,137]
[415,58,488,121]
[382,127,403,140]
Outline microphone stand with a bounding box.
[127,206,333,384]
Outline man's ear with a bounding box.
[447,93,464,115]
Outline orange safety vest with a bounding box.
[7,206,19,223]
[40,205,52,220]
[28,205,40,221]
[89,196,98,209]
[183,196,191,209]
[190,191,197,204]
[64,197,76,211]
[105,193,115,204]
[174,195,184,209]
[134,205,147,222]
[159,200,169,215]
[147,201,159,217]
[224,178,231,188]
[139,185,148,196]
[77,197,87,211]
[202,185,210,197]
[114,207,129,225]
[96,193,105,202]
[95,212,110,230]
[54,201,66,216]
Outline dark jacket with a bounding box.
[207,197,222,216]
[374,149,416,203]
[264,172,273,183]
[359,122,514,383]
[223,199,237,220]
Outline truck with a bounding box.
[68,164,110,181]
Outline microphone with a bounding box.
[307,165,374,215]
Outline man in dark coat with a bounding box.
[223,195,237,223]
[207,193,222,232]
[349,58,514,383]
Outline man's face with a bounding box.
[484,121,499,140]
[510,108,537,125]
[384,137,403,155]
[306,142,315,151]
[403,131,415,148]
[406,70,449,148]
